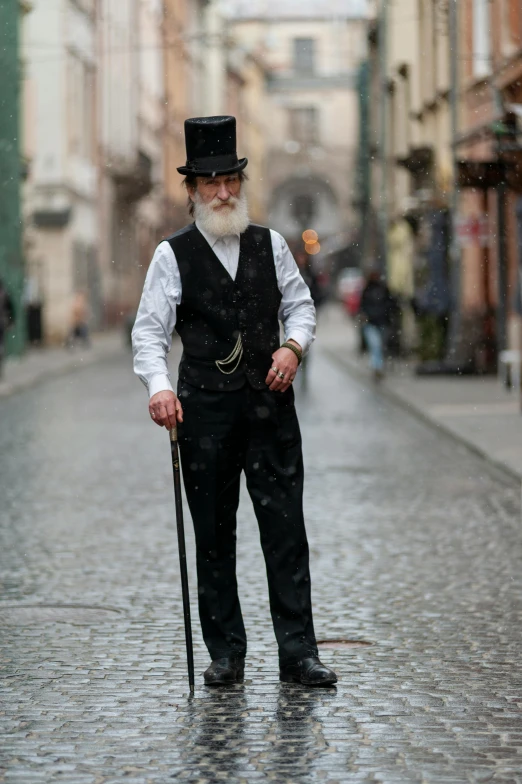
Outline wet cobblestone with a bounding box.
[0,347,521,783]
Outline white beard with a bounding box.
[193,188,250,237]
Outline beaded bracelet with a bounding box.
[281,341,303,365]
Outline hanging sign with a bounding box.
[455,214,491,247]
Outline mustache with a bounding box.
[208,195,238,209]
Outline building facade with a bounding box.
[224,0,368,268]
[23,0,167,342]
[98,0,164,327]
[363,0,456,359]
[20,0,278,344]
[364,0,522,367]
[23,0,99,344]
[162,0,212,236]
[456,0,522,364]
[163,0,268,233]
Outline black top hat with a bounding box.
[177,115,248,177]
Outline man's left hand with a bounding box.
[265,343,300,392]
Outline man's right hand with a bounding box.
[149,390,184,429]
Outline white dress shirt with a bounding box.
[132,221,316,398]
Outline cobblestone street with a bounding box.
[1,342,521,784]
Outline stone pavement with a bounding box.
[318,304,522,481]
[0,339,521,783]
[0,331,124,400]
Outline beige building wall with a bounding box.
[98,0,165,322]
[23,0,269,339]
[227,6,368,250]
[365,0,463,354]
[383,0,454,219]
[227,50,267,224]
[162,0,240,234]
[23,0,99,343]
[161,0,269,232]
[163,0,192,234]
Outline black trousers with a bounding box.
[177,380,318,665]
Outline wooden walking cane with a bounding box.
[169,425,195,694]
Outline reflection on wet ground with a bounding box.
[177,685,340,781]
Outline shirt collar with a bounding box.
[195,220,240,249]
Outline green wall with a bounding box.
[0,0,25,355]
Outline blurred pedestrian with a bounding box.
[295,250,322,308]
[294,250,322,390]
[132,115,337,687]
[0,279,15,379]
[66,291,90,349]
[359,269,393,381]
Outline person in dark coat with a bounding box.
[294,250,322,389]
[0,279,15,378]
[132,116,337,687]
[359,269,394,381]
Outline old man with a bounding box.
[132,115,336,687]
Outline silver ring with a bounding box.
[150,411,156,418]
[278,371,285,379]
[271,366,278,373]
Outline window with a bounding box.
[67,52,96,161]
[70,0,95,17]
[293,38,315,75]
[288,107,319,145]
[291,194,316,227]
[472,0,491,78]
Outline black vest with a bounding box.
[166,223,282,391]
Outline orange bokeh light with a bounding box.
[302,229,318,244]
[305,241,320,255]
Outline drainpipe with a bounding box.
[447,0,461,360]
[489,0,509,356]
[496,178,509,357]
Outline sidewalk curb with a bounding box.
[323,347,522,486]
[0,340,126,401]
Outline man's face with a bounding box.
[188,171,249,237]
[189,174,241,210]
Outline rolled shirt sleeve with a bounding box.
[131,241,181,398]
[270,230,316,355]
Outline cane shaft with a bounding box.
[170,429,195,693]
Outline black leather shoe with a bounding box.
[204,656,245,686]
[280,656,337,686]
